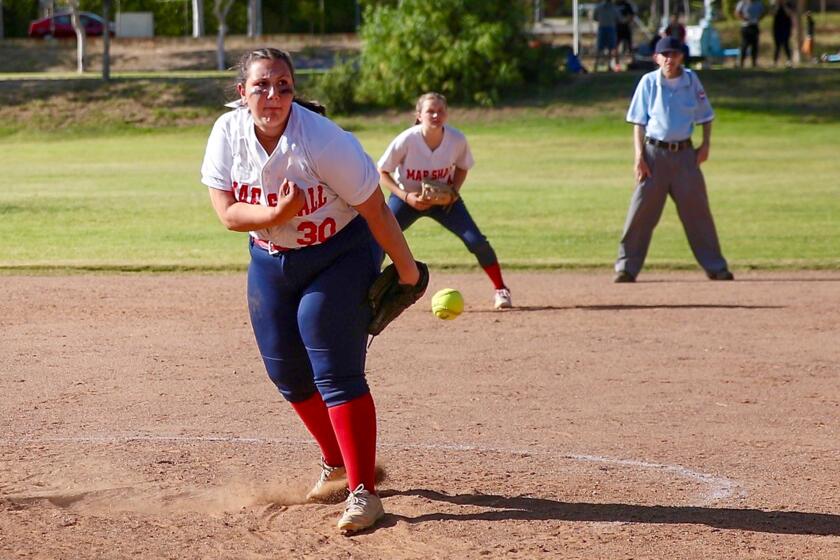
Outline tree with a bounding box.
[0,0,5,40]
[193,0,205,37]
[247,0,262,37]
[214,0,235,71]
[68,0,86,73]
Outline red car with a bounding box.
[28,12,115,39]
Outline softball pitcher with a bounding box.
[201,48,422,534]
[378,92,512,309]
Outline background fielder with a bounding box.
[378,92,512,310]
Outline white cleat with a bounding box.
[337,484,385,535]
[494,288,512,310]
[305,458,347,504]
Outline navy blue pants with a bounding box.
[387,194,497,267]
[247,217,382,407]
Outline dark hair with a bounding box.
[230,48,327,116]
[294,98,327,116]
[235,47,296,89]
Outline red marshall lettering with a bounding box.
[296,185,328,217]
[405,168,451,182]
[233,182,262,204]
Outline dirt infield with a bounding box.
[1,271,839,559]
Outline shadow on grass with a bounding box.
[1,67,838,126]
[382,489,840,536]
[506,68,840,123]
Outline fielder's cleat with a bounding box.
[494,288,513,310]
[707,269,734,281]
[337,484,385,535]
[613,271,636,283]
[306,458,347,504]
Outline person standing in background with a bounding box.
[772,0,794,66]
[735,0,765,67]
[802,11,816,61]
[615,0,637,66]
[594,0,621,71]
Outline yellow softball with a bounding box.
[431,288,464,320]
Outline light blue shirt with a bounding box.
[735,0,764,25]
[626,68,715,142]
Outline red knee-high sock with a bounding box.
[328,392,377,493]
[290,392,344,467]
[482,262,507,290]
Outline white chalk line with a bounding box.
[2,434,744,505]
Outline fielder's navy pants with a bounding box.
[247,216,382,407]
[387,194,498,267]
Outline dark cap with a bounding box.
[655,36,684,54]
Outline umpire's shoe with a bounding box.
[337,484,385,535]
[707,269,735,281]
[613,271,636,283]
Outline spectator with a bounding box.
[664,13,691,63]
[735,0,765,68]
[615,0,637,65]
[772,0,794,66]
[802,11,815,61]
[594,0,621,71]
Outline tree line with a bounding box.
[0,0,386,38]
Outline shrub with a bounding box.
[310,58,361,115]
[357,0,531,107]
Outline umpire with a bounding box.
[614,36,733,283]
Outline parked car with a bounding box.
[28,12,115,39]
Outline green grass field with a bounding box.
[1,70,839,272]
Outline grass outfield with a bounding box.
[1,74,839,272]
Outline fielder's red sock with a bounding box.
[482,262,507,290]
[328,392,377,493]
[290,392,344,467]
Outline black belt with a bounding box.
[645,137,693,152]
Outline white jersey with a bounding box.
[377,125,474,194]
[201,104,380,249]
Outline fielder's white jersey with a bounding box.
[377,125,474,194]
[201,104,380,249]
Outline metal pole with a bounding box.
[573,0,580,55]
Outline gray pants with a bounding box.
[615,143,728,278]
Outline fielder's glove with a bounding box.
[419,181,459,206]
[367,261,430,336]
